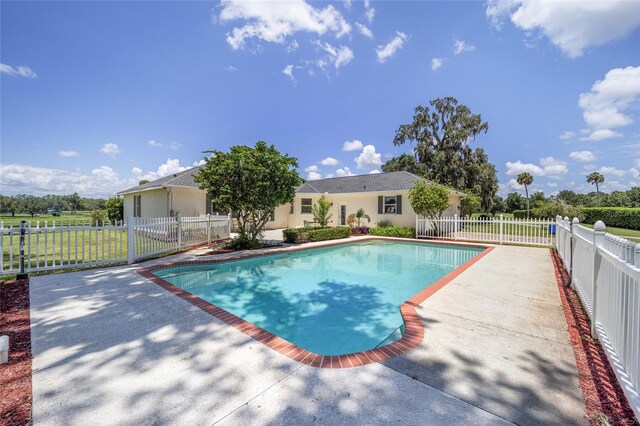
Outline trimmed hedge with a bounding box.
[283,226,351,243]
[581,207,640,230]
[368,226,415,238]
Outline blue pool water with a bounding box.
[153,240,483,355]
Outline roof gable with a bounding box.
[118,166,202,195]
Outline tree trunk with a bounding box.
[525,185,530,219]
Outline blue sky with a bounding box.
[1,0,639,198]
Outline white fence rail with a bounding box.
[556,216,640,419]
[1,215,231,275]
[416,215,556,246]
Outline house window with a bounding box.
[289,202,294,214]
[378,195,402,215]
[133,195,142,217]
[301,198,312,214]
[384,196,397,214]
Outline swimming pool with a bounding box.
[147,240,485,359]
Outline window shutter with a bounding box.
[378,196,383,214]
[396,195,402,214]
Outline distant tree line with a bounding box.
[0,193,108,217]
[494,187,640,216]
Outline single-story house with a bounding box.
[118,168,463,228]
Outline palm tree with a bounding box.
[347,208,371,228]
[516,172,534,218]
[587,172,605,205]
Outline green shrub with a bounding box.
[376,219,393,228]
[580,207,640,230]
[90,209,108,226]
[225,235,262,250]
[369,226,415,238]
[307,227,351,242]
[282,226,350,243]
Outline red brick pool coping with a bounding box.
[138,237,494,368]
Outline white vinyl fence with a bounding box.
[556,216,640,419]
[1,215,230,275]
[416,215,556,246]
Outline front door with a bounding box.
[340,204,347,226]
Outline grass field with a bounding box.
[580,223,640,242]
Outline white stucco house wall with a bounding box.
[118,168,463,228]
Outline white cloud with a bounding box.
[431,57,443,71]
[364,1,375,24]
[355,22,373,38]
[133,158,193,182]
[219,0,351,50]
[485,0,640,58]
[629,167,640,179]
[569,150,596,162]
[598,166,625,177]
[0,157,205,198]
[547,182,558,188]
[559,131,575,141]
[304,165,319,173]
[0,64,37,78]
[342,139,363,151]
[315,41,354,69]
[148,140,162,147]
[0,164,129,198]
[505,160,544,176]
[540,156,568,179]
[225,65,237,72]
[100,143,120,157]
[170,142,183,151]
[287,40,300,52]
[376,32,408,63]
[580,129,622,142]
[369,169,381,174]
[324,173,334,178]
[320,157,338,166]
[453,40,475,55]
[283,64,296,82]
[335,167,354,177]
[355,144,382,170]
[58,150,79,157]
[578,66,640,141]
[307,171,322,180]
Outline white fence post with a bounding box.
[591,220,606,339]
[454,214,458,240]
[499,214,503,245]
[176,214,182,251]
[127,217,134,265]
[206,214,211,244]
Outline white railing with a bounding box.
[416,215,556,246]
[1,215,231,275]
[556,216,640,420]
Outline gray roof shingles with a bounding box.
[296,171,425,194]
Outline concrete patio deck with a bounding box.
[29,241,586,425]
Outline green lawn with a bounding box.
[580,223,640,242]
[2,227,129,273]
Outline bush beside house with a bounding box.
[369,226,415,238]
[283,226,351,243]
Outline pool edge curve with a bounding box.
[137,237,495,368]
